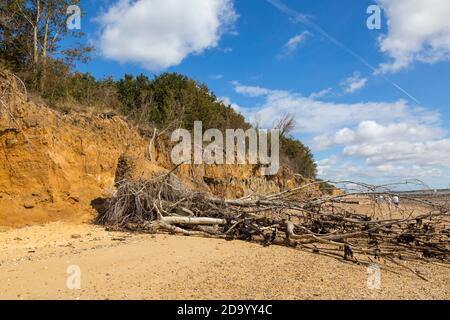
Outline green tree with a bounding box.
[0,0,92,91]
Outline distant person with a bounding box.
[392,195,400,207]
[386,196,392,209]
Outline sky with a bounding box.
[71,0,450,189]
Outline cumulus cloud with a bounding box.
[231,82,450,186]
[231,82,439,134]
[344,139,450,166]
[97,0,237,71]
[340,72,368,94]
[376,0,450,73]
[314,121,446,150]
[218,96,242,113]
[315,121,450,182]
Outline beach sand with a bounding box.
[0,221,448,300]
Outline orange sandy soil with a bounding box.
[0,222,448,300]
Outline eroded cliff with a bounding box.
[0,70,317,228]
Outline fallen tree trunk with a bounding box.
[162,216,227,225]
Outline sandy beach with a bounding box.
[1,222,448,300]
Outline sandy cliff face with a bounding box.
[0,70,315,228]
[0,71,150,227]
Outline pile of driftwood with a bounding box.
[97,172,450,270]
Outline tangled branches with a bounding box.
[97,174,450,268]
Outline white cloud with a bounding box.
[317,160,445,185]
[231,81,275,97]
[315,120,450,183]
[377,0,450,73]
[343,138,450,167]
[231,82,450,187]
[315,121,446,149]
[340,72,368,94]
[220,47,233,53]
[210,74,224,80]
[308,88,332,99]
[281,31,310,56]
[97,0,237,71]
[231,82,439,134]
[218,96,242,113]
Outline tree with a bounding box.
[0,1,31,70]
[0,0,92,91]
[280,136,317,179]
[275,113,296,138]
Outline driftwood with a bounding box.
[97,172,450,269]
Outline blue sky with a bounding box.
[71,0,450,188]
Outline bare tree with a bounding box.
[275,113,296,137]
